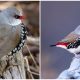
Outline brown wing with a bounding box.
[60,32,80,43]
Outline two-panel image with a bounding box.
[0,1,80,79]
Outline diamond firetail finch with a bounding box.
[0,7,27,58]
[50,25,80,55]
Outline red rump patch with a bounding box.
[56,42,70,46]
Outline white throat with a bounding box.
[8,18,21,26]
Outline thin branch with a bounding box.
[25,45,38,69]
[24,56,34,79]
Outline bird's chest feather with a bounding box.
[0,25,21,57]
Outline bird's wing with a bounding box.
[60,25,80,43]
[0,24,21,57]
[60,32,80,43]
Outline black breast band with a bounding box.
[10,23,27,55]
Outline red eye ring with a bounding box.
[14,15,25,19]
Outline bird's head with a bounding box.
[2,7,25,26]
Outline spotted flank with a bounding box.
[67,38,80,49]
[11,23,27,55]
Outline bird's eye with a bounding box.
[14,15,20,19]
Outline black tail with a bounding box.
[50,44,56,47]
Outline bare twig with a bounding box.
[25,45,38,69]
[24,56,34,79]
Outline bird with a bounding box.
[50,25,80,55]
[0,7,27,58]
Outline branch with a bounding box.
[0,50,26,79]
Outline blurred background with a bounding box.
[0,1,39,79]
[41,1,80,79]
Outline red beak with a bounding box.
[19,16,25,19]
